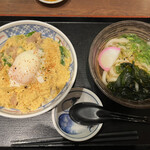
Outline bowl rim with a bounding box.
[89,20,150,109]
[0,20,78,118]
[38,0,63,4]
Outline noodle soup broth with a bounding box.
[89,20,150,109]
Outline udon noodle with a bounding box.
[100,34,150,100]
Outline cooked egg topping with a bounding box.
[9,50,41,86]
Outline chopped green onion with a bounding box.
[58,40,61,44]
[19,46,26,51]
[2,58,12,67]
[59,46,70,66]
[59,46,65,66]
[25,31,36,37]
[7,62,12,67]
[62,46,70,58]
[121,34,150,65]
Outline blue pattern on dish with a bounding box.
[61,97,79,112]
[3,24,56,39]
[58,93,99,135]
[59,113,90,134]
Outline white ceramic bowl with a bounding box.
[0,20,77,118]
[39,0,63,4]
[52,87,103,142]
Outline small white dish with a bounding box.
[52,87,103,142]
[39,0,63,4]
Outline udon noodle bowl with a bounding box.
[99,33,150,101]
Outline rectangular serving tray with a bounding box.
[0,17,150,147]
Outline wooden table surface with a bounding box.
[1,0,150,18]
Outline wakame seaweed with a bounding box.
[107,62,150,100]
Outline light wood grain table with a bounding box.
[0,0,150,18]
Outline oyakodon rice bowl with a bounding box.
[0,20,77,118]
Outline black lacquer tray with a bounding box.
[0,17,150,148]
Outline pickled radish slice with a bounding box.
[98,47,120,71]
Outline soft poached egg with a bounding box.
[9,50,43,86]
